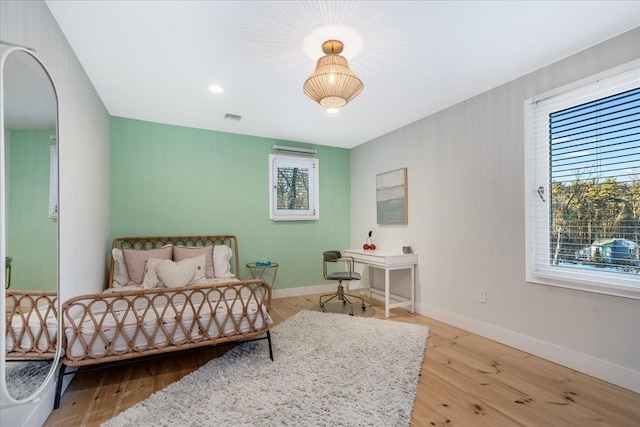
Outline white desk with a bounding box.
[344,249,418,318]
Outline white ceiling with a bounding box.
[45,1,640,149]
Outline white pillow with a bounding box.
[189,253,207,285]
[149,254,207,287]
[142,257,165,289]
[111,248,130,287]
[156,258,196,288]
[213,245,235,278]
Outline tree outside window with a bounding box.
[269,154,319,221]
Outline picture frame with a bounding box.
[376,168,408,224]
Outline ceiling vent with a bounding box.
[224,113,242,121]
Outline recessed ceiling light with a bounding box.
[327,108,340,114]
[209,85,224,93]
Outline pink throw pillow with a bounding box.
[173,245,214,278]
[122,245,173,285]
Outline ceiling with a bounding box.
[44,1,640,149]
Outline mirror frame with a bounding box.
[0,46,61,405]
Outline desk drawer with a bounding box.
[344,250,417,267]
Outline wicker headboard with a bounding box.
[109,235,239,288]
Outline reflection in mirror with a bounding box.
[2,47,59,402]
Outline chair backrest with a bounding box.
[323,250,341,262]
[322,250,359,281]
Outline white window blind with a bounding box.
[526,63,640,298]
[269,154,319,221]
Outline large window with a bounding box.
[525,62,640,298]
[269,154,319,221]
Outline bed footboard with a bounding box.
[5,290,58,359]
[61,279,272,367]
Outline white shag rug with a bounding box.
[5,360,53,400]
[103,310,430,427]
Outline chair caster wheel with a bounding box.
[362,305,366,311]
[343,300,347,305]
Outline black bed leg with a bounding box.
[54,363,66,409]
[267,330,274,361]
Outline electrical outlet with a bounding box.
[478,289,487,304]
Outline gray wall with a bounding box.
[1,0,110,424]
[351,28,640,392]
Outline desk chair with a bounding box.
[319,250,366,316]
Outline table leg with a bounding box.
[368,265,373,302]
[410,265,415,313]
[385,268,390,318]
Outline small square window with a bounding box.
[269,154,319,221]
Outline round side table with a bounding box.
[246,262,279,289]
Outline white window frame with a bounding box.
[49,144,58,219]
[524,60,640,300]
[269,154,319,221]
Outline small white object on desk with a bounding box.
[343,249,418,318]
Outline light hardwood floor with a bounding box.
[44,294,640,426]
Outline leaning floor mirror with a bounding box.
[0,45,60,405]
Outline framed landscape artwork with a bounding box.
[376,168,408,224]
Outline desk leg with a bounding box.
[368,265,373,302]
[410,265,415,313]
[385,268,390,318]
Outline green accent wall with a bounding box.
[7,129,58,292]
[110,117,351,289]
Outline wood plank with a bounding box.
[417,367,521,426]
[445,333,640,425]
[426,347,600,426]
[425,347,550,424]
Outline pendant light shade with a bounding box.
[303,40,364,109]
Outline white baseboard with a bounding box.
[273,283,336,299]
[416,301,640,393]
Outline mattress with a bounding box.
[6,307,58,354]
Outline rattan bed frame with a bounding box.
[54,235,273,409]
[5,290,58,359]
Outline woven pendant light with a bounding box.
[303,40,364,109]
